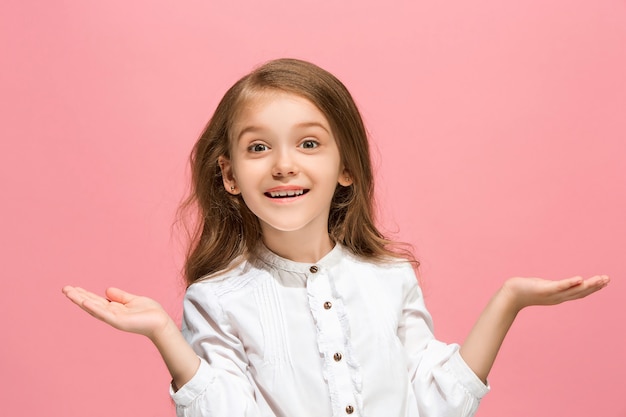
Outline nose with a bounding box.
[272,148,298,177]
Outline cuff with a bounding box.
[444,350,491,399]
[169,357,214,407]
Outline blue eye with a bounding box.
[300,140,319,149]
[248,143,268,153]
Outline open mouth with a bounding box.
[265,189,309,198]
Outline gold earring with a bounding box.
[230,186,235,192]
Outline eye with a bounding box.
[300,139,319,149]
[248,143,269,153]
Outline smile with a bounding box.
[265,189,309,198]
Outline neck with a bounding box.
[262,230,334,263]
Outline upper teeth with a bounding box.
[269,189,304,198]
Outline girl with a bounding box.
[63,58,608,417]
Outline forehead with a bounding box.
[231,91,331,137]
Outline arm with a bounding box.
[459,275,610,383]
[399,266,489,417]
[62,286,200,389]
[64,284,267,417]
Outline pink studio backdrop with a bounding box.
[1,1,624,416]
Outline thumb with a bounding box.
[559,276,584,290]
[105,287,136,304]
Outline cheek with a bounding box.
[231,161,263,188]
[229,158,245,181]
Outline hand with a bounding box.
[459,274,609,383]
[62,286,173,341]
[500,275,610,313]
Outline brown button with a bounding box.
[345,405,354,414]
[333,352,343,361]
[323,301,332,310]
[309,265,319,273]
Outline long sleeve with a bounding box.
[168,247,489,417]
[398,274,489,417]
[170,281,269,417]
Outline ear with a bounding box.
[337,166,353,187]
[218,155,240,195]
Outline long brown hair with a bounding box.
[180,58,417,285]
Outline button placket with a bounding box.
[306,267,359,417]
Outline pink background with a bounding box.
[1,1,624,416]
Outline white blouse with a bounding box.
[170,244,489,417]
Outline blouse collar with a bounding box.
[256,243,345,274]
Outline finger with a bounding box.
[585,274,610,287]
[81,298,120,324]
[105,287,137,305]
[557,276,584,290]
[558,275,609,302]
[583,274,610,291]
[63,286,92,306]
[64,287,114,319]
[62,285,76,295]
[72,287,111,306]
[569,275,609,294]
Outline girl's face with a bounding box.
[219,91,352,241]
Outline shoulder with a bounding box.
[341,249,415,274]
[185,258,268,305]
[337,249,419,289]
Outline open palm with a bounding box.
[501,275,609,312]
[63,286,171,340]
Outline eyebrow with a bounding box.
[236,121,330,140]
